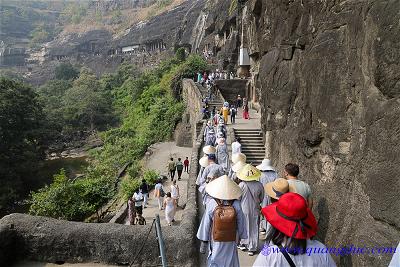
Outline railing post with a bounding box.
[155,214,168,267]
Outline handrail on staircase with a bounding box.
[155,214,168,267]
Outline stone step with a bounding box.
[241,149,265,153]
[236,135,264,143]
[235,129,261,132]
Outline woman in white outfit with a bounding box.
[170,180,180,206]
[163,192,176,226]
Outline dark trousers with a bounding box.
[177,170,183,180]
[231,115,235,124]
[184,165,189,173]
[170,170,175,180]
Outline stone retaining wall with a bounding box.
[181,79,204,145]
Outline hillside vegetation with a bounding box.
[28,51,207,221]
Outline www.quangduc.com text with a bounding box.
[261,244,397,257]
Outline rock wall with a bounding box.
[182,79,204,145]
[215,79,247,104]
[242,0,400,266]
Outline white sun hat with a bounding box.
[232,153,246,164]
[206,175,242,200]
[203,145,216,155]
[256,159,275,171]
[232,161,247,173]
[199,155,209,168]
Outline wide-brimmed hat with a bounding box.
[232,153,246,164]
[206,175,242,200]
[256,159,275,171]
[261,193,317,239]
[203,145,216,155]
[199,156,209,168]
[236,164,261,181]
[232,161,246,173]
[217,138,226,145]
[265,178,289,200]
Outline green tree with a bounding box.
[0,78,45,214]
[55,62,79,80]
[63,68,113,131]
[29,24,50,48]
[175,47,186,62]
[37,79,72,139]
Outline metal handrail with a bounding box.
[155,214,168,267]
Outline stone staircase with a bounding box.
[234,129,265,165]
[197,83,224,112]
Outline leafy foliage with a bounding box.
[55,62,79,81]
[0,78,45,214]
[29,55,208,221]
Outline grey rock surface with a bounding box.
[241,0,400,266]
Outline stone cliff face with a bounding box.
[240,0,400,266]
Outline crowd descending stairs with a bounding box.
[234,129,265,165]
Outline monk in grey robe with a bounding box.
[238,180,264,254]
[259,170,277,231]
[215,140,230,172]
[197,199,247,267]
[198,162,225,206]
[205,130,216,146]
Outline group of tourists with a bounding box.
[196,127,336,266]
[128,179,149,225]
[167,157,190,181]
[154,179,180,226]
[127,156,189,226]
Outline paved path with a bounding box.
[15,261,118,267]
[124,142,193,227]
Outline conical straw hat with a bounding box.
[236,164,261,181]
[206,175,242,200]
[265,178,289,200]
[203,145,216,155]
[199,156,209,168]
[232,153,246,164]
[232,161,247,173]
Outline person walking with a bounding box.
[253,193,336,267]
[196,145,215,186]
[205,128,216,146]
[184,157,190,173]
[176,158,184,180]
[128,196,136,225]
[164,192,177,226]
[197,175,247,267]
[228,152,246,179]
[230,105,237,124]
[204,121,214,141]
[285,163,313,209]
[154,179,165,210]
[170,180,180,207]
[198,154,225,206]
[139,179,149,208]
[215,138,230,172]
[256,159,278,232]
[167,158,176,181]
[236,95,242,108]
[231,137,242,155]
[133,188,144,218]
[243,103,250,120]
[221,105,230,124]
[236,164,265,256]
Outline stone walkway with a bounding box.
[124,142,193,227]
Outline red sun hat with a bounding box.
[261,192,317,240]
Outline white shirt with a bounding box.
[232,141,242,154]
[133,192,143,207]
[389,242,400,266]
[253,240,336,267]
[170,185,179,198]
